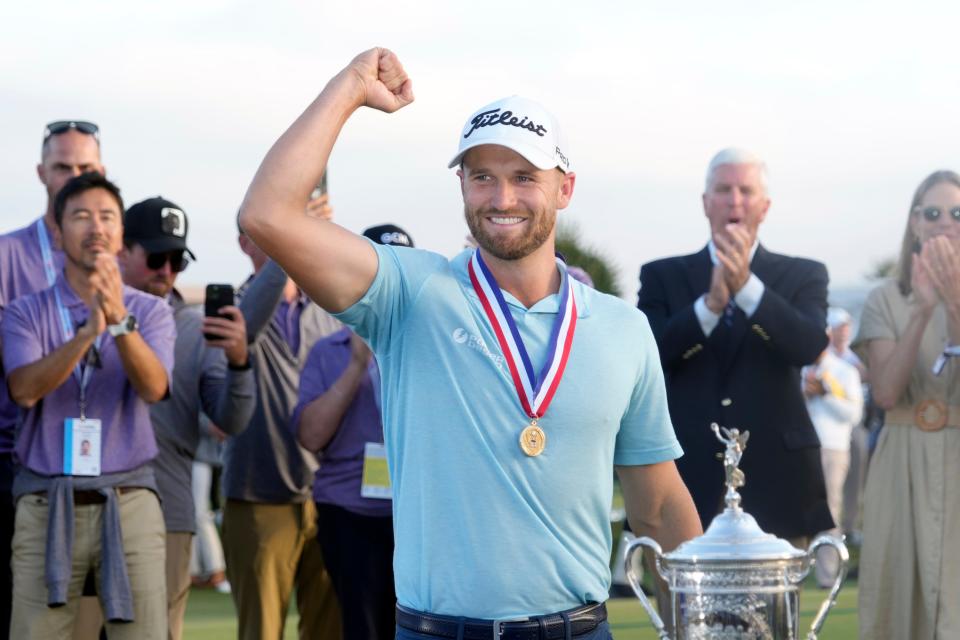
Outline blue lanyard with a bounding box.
[35,218,59,287]
[53,285,102,419]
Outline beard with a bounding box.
[464,204,555,261]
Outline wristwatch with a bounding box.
[107,314,138,337]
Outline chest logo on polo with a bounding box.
[451,327,504,372]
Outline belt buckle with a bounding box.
[915,399,948,431]
[492,616,528,640]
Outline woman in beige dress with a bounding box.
[854,170,960,639]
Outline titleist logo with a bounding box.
[464,109,547,139]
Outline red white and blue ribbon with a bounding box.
[468,250,577,419]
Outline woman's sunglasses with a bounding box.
[917,206,960,223]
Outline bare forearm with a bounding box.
[114,334,169,403]
[8,333,94,408]
[297,360,368,452]
[618,463,703,553]
[237,72,378,312]
[630,484,702,552]
[871,308,931,409]
[241,74,362,240]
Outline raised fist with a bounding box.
[344,47,415,113]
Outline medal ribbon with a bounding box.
[468,250,577,419]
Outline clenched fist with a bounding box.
[341,47,415,113]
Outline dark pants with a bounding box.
[315,502,395,640]
[0,452,14,640]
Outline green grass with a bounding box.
[182,580,858,639]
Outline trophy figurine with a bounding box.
[624,423,849,639]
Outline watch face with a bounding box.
[125,315,138,332]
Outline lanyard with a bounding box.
[53,285,102,419]
[36,218,59,287]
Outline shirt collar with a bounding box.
[453,249,591,318]
[54,271,86,308]
[707,238,760,266]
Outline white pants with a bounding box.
[190,461,225,577]
[815,448,850,588]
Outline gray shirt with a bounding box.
[150,290,256,532]
[223,260,341,503]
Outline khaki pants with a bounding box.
[165,532,193,640]
[10,488,167,640]
[222,499,341,640]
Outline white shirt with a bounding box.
[693,239,765,337]
[802,351,864,451]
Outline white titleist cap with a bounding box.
[448,96,571,173]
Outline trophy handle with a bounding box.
[623,536,671,640]
[805,533,849,640]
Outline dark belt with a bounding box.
[396,602,607,640]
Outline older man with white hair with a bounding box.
[638,148,834,546]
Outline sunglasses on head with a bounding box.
[146,250,189,273]
[43,120,100,142]
[917,206,960,223]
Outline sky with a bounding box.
[2,1,958,301]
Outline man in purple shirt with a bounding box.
[1,172,175,639]
[294,224,412,640]
[0,121,104,638]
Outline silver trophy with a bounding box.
[624,424,848,640]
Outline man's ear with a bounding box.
[36,163,46,186]
[556,171,576,210]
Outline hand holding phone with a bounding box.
[204,284,235,341]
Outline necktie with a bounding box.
[723,300,737,327]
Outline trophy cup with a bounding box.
[624,424,848,639]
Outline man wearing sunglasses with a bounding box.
[119,197,256,640]
[0,120,104,639]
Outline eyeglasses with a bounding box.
[146,250,189,273]
[917,206,960,223]
[43,120,100,142]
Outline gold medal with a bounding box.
[519,421,546,457]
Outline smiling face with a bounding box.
[703,163,770,247]
[457,144,574,261]
[56,187,123,271]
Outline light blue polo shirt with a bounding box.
[336,244,682,619]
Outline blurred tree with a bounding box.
[866,257,897,280]
[555,222,622,298]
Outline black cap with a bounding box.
[362,224,414,248]
[124,197,196,259]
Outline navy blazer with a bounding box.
[638,245,834,539]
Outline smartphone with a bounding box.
[204,284,235,341]
[310,170,328,201]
